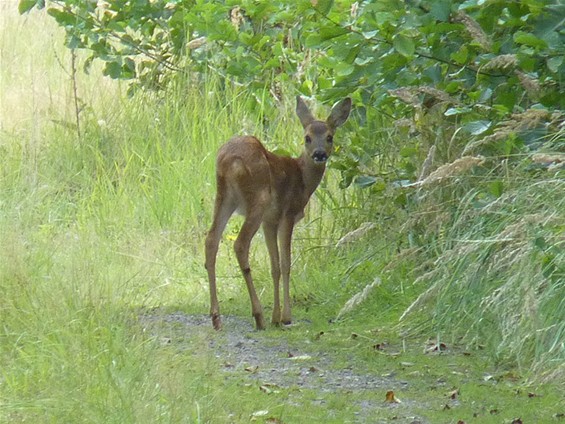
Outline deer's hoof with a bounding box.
[211,314,222,331]
[254,314,266,331]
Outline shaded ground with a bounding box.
[139,311,427,423]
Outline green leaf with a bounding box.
[450,45,468,64]
[335,62,355,77]
[363,30,378,40]
[305,34,322,48]
[430,0,452,22]
[547,56,563,73]
[393,34,415,57]
[479,87,493,103]
[314,0,334,16]
[400,147,418,157]
[464,120,491,135]
[444,107,471,116]
[83,56,95,74]
[513,31,547,49]
[489,180,504,197]
[103,61,122,79]
[354,175,377,188]
[19,0,39,14]
[47,7,77,26]
[319,26,349,42]
[122,57,136,78]
[534,236,547,250]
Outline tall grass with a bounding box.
[396,156,565,381]
[2,4,563,422]
[1,6,372,421]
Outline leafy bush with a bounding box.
[19,0,564,380]
[21,0,565,188]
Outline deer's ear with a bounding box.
[326,98,351,130]
[296,96,315,128]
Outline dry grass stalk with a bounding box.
[515,70,541,99]
[95,1,118,19]
[418,145,436,181]
[462,130,511,154]
[399,281,441,321]
[389,86,457,108]
[336,277,382,320]
[389,88,419,106]
[187,36,206,50]
[453,11,491,51]
[463,109,554,154]
[413,267,442,286]
[382,247,422,272]
[417,86,453,103]
[504,109,550,131]
[230,6,244,30]
[335,222,377,248]
[350,2,359,19]
[395,118,415,128]
[531,153,565,168]
[483,54,518,72]
[409,155,485,187]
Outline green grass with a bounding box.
[396,165,565,378]
[1,4,564,423]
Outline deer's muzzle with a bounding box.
[311,150,328,163]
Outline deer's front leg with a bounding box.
[279,217,295,325]
[263,222,282,325]
[234,208,267,330]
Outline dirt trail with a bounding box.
[139,311,428,423]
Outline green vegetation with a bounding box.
[2,0,564,423]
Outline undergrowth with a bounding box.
[1,4,564,423]
[398,164,565,380]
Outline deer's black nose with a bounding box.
[311,150,328,163]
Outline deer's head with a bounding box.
[296,96,352,164]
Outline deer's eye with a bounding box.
[305,135,312,144]
[327,135,333,144]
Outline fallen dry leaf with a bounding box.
[385,390,401,403]
[288,354,312,361]
[448,389,459,400]
[245,365,259,373]
[259,383,281,395]
[260,385,273,394]
[425,341,448,353]
[511,419,523,424]
[250,410,269,419]
[373,342,388,351]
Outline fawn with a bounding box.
[205,96,351,330]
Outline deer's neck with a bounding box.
[298,152,326,198]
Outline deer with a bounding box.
[205,96,351,330]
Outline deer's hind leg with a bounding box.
[205,177,236,330]
[233,188,271,330]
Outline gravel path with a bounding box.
[139,311,426,423]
